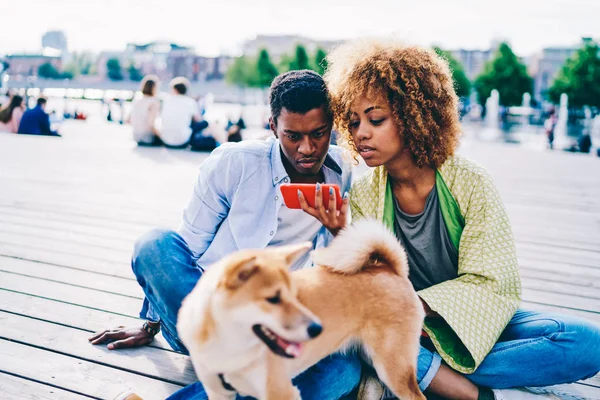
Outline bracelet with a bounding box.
[142,321,160,336]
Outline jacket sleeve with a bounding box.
[418,169,522,373]
[177,148,241,260]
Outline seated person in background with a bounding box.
[130,75,162,146]
[18,97,60,137]
[0,94,25,133]
[159,77,209,149]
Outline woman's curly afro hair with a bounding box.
[325,39,461,169]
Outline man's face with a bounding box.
[270,107,332,177]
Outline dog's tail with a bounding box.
[310,219,408,277]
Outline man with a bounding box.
[18,97,60,136]
[159,77,210,150]
[90,70,360,400]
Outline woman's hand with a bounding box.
[298,183,349,236]
[88,324,155,350]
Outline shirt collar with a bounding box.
[269,138,343,185]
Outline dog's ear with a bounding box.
[276,242,312,268]
[222,256,259,289]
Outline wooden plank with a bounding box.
[522,279,600,301]
[0,311,196,386]
[0,256,141,298]
[0,290,172,351]
[520,268,600,289]
[0,205,147,238]
[0,372,89,400]
[0,272,141,318]
[0,339,182,399]
[0,231,130,264]
[521,301,600,325]
[522,288,600,314]
[0,244,130,278]
[519,257,600,277]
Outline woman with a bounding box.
[0,95,25,133]
[130,75,161,146]
[299,40,600,400]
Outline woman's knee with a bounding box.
[570,320,600,380]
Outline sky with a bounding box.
[1,0,599,57]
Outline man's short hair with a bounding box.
[269,70,331,124]
[37,97,47,107]
[170,77,189,95]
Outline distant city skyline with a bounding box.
[1,0,599,57]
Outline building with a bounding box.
[5,54,62,79]
[168,54,234,82]
[530,45,580,101]
[449,48,493,81]
[242,35,342,61]
[42,31,68,55]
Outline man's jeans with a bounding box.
[416,311,600,391]
[132,229,361,400]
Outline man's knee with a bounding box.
[132,229,180,276]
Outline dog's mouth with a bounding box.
[252,324,302,358]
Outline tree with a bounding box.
[433,47,471,98]
[286,45,311,71]
[314,48,328,75]
[128,63,143,81]
[38,63,59,79]
[226,56,254,87]
[255,49,278,88]
[549,40,600,108]
[474,43,533,106]
[106,58,123,81]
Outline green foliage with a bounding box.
[290,45,310,71]
[433,47,471,98]
[314,48,328,75]
[255,49,279,88]
[549,40,600,108]
[128,63,143,81]
[106,58,123,81]
[63,52,95,78]
[226,56,254,87]
[38,63,59,79]
[474,43,533,106]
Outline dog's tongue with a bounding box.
[276,337,303,357]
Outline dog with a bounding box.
[177,219,426,400]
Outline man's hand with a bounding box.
[88,325,155,350]
[298,184,349,236]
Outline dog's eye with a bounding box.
[266,292,281,305]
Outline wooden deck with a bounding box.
[0,120,599,399]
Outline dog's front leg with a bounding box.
[264,358,301,400]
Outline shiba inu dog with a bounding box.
[177,219,425,400]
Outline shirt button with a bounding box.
[283,178,289,183]
[275,196,279,201]
[274,177,279,181]
[270,231,274,236]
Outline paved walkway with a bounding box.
[0,120,598,399]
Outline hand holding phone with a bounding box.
[280,183,349,236]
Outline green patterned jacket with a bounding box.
[350,155,522,373]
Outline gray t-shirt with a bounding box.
[393,185,458,292]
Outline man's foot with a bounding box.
[493,388,562,400]
[113,390,144,400]
[356,371,385,400]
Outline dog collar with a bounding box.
[218,373,236,393]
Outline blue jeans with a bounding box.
[417,310,600,391]
[132,229,362,400]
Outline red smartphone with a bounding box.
[280,184,343,210]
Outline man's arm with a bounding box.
[178,147,240,259]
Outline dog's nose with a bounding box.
[307,322,322,338]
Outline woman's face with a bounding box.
[348,95,404,167]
